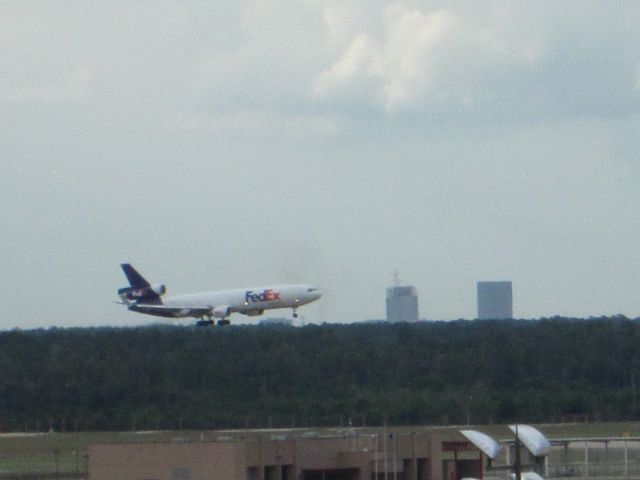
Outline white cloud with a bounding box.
[313,34,376,98]
[377,8,461,109]
[313,5,543,111]
[1,1,638,121]
[320,2,359,49]
[310,1,640,119]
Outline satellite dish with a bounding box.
[511,472,545,480]
[460,430,502,459]
[509,425,551,456]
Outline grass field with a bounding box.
[2,422,640,475]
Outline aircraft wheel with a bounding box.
[217,319,231,326]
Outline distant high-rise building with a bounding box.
[386,285,419,322]
[477,281,513,319]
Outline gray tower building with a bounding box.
[386,285,419,322]
[477,281,513,319]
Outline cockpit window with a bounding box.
[307,288,318,292]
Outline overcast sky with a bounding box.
[2,1,640,328]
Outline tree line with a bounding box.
[0,317,639,432]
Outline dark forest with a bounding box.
[0,318,638,431]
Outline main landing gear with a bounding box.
[292,308,298,319]
[196,318,230,327]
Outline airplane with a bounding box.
[116,263,322,326]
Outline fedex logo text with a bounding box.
[245,289,281,303]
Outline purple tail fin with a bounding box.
[120,264,150,288]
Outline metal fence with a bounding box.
[0,474,84,480]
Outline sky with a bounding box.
[2,1,640,328]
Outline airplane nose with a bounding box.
[305,287,322,301]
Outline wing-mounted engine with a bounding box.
[211,305,231,318]
[118,283,166,303]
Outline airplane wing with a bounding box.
[130,303,212,317]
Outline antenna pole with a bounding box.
[514,425,522,480]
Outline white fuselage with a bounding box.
[163,284,321,317]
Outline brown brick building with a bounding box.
[89,428,483,480]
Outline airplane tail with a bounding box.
[121,263,150,288]
[118,264,164,305]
